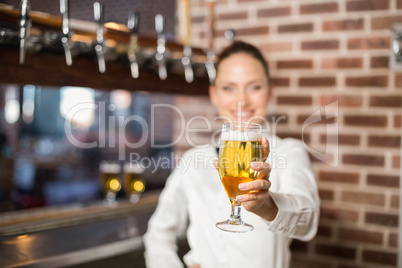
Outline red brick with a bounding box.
[389,233,398,247]
[260,42,293,53]
[218,11,248,20]
[271,77,290,87]
[276,96,312,105]
[367,174,400,187]
[322,57,363,69]
[322,18,364,31]
[300,2,338,14]
[395,115,401,128]
[344,115,387,127]
[342,153,385,166]
[223,26,269,36]
[302,40,339,50]
[278,23,314,33]
[391,195,399,209]
[395,73,402,88]
[346,0,390,11]
[320,95,363,107]
[341,191,385,206]
[362,249,397,266]
[319,189,334,201]
[365,212,398,227]
[339,228,383,244]
[315,244,356,259]
[320,134,360,146]
[371,15,402,30]
[368,135,401,148]
[297,115,336,125]
[393,155,400,168]
[277,60,313,69]
[370,96,402,108]
[348,37,390,50]
[345,75,388,87]
[257,7,291,18]
[319,171,360,184]
[299,77,336,87]
[370,56,389,68]
[320,207,359,222]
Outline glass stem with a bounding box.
[229,200,243,224]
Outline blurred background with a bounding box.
[0,0,400,267]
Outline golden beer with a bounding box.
[123,163,145,203]
[219,140,262,201]
[99,161,121,202]
[216,121,262,233]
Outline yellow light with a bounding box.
[108,178,121,191]
[133,180,145,193]
[17,235,28,240]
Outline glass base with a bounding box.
[216,219,254,233]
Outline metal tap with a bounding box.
[205,51,216,85]
[181,46,193,83]
[19,0,31,64]
[94,2,106,73]
[60,0,72,66]
[155,14,167,80]
[127,11,139,79]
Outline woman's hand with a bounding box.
[215,137,278,221]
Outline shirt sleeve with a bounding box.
[143,157,189,268]
[263,139,320,241]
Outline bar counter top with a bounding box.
[0,191,160,268]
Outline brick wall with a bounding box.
[174,0,401,267]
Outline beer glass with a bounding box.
[99,161,122,204]
[216,122,262,232]
[123,162,145,203]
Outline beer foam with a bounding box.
[221,130,260,141]
[124,162,145,173]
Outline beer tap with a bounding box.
[94,2,106,73]
[204,0,216,84]
[178,0,193,83]
[60,0,72,66]
[19,0,31,64]
[127,11,139,79]
[155,14,167,80]
[181,46,193,83]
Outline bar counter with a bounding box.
[0,191,161,268]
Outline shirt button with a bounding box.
[278,222,284,230]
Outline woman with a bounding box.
[144,41,320,268]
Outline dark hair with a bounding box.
[214,41,270,84]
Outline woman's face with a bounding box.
[209,53,272,124]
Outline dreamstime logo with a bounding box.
[63,101,339,167]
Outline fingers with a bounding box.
[261,137,270,162]
[251,161,271,180]
[239,178,270,192]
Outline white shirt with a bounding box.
[143,135,320,268]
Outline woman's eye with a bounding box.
[222,86,233,91]
[250,85,262,91]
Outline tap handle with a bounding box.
[19,0,31,64]
[94,2,106,73]
[127,11,140,78]
[155,14,167,80]
[182,46,193,83]
[127,11,139,34]
[60,0,72,66]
